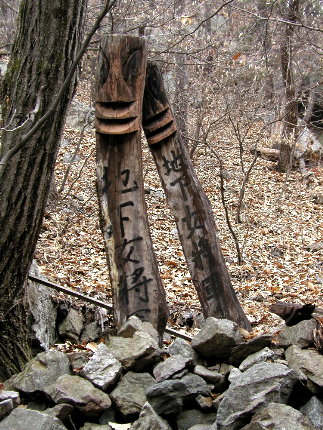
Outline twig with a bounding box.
[2,0,18,14]
[206,143,243,265]
[58,108,93,194]
[62,148,95,199]
[0,0,116,174]
[232,6,323,33]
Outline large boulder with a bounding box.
[146,373,210,415]
[215,362,299,430]
[45,374,111,416]
[104,332,161,371]
[80,343,122,391]
[240,402,315,430]
[0,408,67,430]
[191,318,242,362]
[285,345,323,394]
[7,350,71,394]
[130,402,171,430]
[110,372,156,417]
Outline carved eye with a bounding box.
[99,50,110,86]
[122,48,141,81]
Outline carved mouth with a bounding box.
[143,108,177,145]
[95,101,140,134]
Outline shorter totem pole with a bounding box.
[142,63,251,330]
[95,37,168,339]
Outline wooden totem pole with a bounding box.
[95,37,168,339]
[142,62,251,330]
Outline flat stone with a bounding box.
[274,319,317,348]
[0,391,20,407]
[177,409,217,430]
[9,350,71,394]
[239,347,278,372]
[0,408,67,430]
[194,365,226,392]
[117,316,159,342]
[168,338,202,365]
[285,345,323,394]
[46,374,111,416]
[80,424,113,430]
[130,402,172,429]
[110,371,155,417]
[188,426,215,430]
[240,402,316,430]
[0,399,13,421]
[300,396,323,430]
[153,355,193,382]
[105,332,161,371]
[146,373,210,415]
[191,318,243,362]
[80,343,122,391]
[229,334,272,367]
[45,403,75,422]
[66,351,92,372]
[215,362,299,430]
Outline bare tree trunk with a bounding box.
[0,0,87,380]
[277,0,300,172]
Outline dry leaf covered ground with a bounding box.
[35,82,323,337]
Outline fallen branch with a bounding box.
[251,147,280,161]
[28,275,192,341]
[269,301,323,326]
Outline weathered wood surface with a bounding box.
[142,62,251,330]
[95,37,168,339]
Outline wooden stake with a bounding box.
[95,37,168,339]
[142,62,251,330]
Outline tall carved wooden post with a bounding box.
[95,37,168,339]
[142,62,251,330]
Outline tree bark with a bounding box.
[277,0,300,172]
[0,0,87,380]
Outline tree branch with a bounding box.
[233,6,323,33]
[154,0,236,56]
[0,0,116,173]
[1,0,18,14]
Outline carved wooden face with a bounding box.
[95,36,147,134]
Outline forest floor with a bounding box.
[35,79,323,338]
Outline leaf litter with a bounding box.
[35,83,323,338]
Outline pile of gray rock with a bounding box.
[1,315,322,430]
